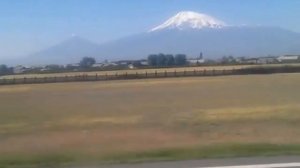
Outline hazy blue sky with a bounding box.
[0,0,300,59]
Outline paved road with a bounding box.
[78,156,300,168]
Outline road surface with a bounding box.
[75,156,300,168]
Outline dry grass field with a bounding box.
[1,73,300,167]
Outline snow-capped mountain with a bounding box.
[96,26,300,60]
[19,11,300,65]
[151,11,226,32]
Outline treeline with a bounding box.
[148,54,187,66]
[0,64,13,76]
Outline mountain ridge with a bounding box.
[17,11,300,65]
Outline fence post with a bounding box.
[284,65,289,73]
[155,70,157,77]
[174,70,177,77]
[115,72,118,79]
[184,70,186,76]
[105,73,108,80]
[203,69,206,76]
[23,77,26,84]
[194,69,196,75]
[145,71,147,78]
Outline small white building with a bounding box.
[128,64,135,69]
[65,63,80,68]
[277,55,299,63]
[102,62,118,67]
[140,60,149,66]
[187,59,205,65]
[92,63,104,68]
[257,56,277,64]
[13,65,27,74]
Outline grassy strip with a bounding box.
[102,143,300,163]
[0,154,74,168]
[2,144,300,167]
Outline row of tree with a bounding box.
[79,57,96,68]
[0,64,12,76]
[148,54,187,66]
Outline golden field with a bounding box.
[1,73,300,166]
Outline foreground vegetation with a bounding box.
[2,144,300,168]
[1,73,300,167]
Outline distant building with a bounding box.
[102,62,118,67]
[66,63,80,68]
[115,60,133,66]
[235,56,277,64]
[128,64,135,69]
[243,58,259,64]
[257,56,278,64]
[187,58,205,65]
[13,65,27,74]
[277,55,300,63]
[114,60,149,67]
[234,57,246,64]
[139,60,149,66]
[92,63,104,68]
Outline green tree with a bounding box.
[79,57,96,68]
[148,54,157,66]
[156,53,166,66]
[165,54,175,66]
[175,54,187,66]
[0,64,10,76]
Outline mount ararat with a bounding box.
[21,11,300,65]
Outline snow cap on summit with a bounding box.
[150,11,226,32]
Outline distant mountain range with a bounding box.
[19,11,300,65]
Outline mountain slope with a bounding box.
[24,36,100,65]
[96,11,300,60]
[96,26,300,60]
